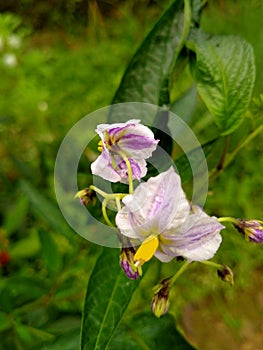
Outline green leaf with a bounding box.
[3,196,28,236]
[111,0,191,109]
[176,138,218,182]
[108,313,197,350]
[20,180,74,240]
[81,247,144,350]
[10,228,40,259]
[38,228,62,275]
[15,323,55,347]
[188,30,255,135]
[37,329,80,350]
[0,311,12,332]
[0,276,48,312]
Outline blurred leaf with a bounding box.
[15,323,55,348]
[38,228,62,275]
[81,247,144,350]
[38,329,80,350]
[176,138,218,182]
[170,85,198,123]
[0,276,48,312]
[188,30,255,135]
[111,0,191,108]
[108,313,197,350]
[0,311,12,332]
[10,228,40,259]
[3,196,28,236]
[45,316,81,334]
[20,180,74,241]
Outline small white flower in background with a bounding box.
[38,101,49,112]
[7,34,21,49]
[91,119,159,183]
[2,53,17,67]
[116,167,224,266]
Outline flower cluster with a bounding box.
[77,119,262,317]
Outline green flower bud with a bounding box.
[75,188,96,206]
[217,265,234,286]
[151,278,171,318]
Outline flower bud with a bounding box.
[120,247,141,280]
[75,188,96,206]
[217,265,234,286]
[151,278,170,318]
[234,219,263,243]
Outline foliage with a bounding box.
[0,1,263,349]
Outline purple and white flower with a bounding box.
[91,119,159,183]
[116,167,224,264]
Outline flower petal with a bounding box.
[116,158,147,183]
[158,209,224,262]
[93,120,158,182]
[96,119,141,135]
[91,152,120,182]
[116,167,190,240]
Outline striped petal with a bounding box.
[156,208,224,262]
[116,167,190,239]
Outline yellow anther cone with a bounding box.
[134,236,159,267]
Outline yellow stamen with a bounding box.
[98,140,103,152]
[134,236,159,267]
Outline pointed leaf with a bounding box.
[188,30,255,135]
[111,0,191,109]
[81,247,144,350]
[108,313,197,350]
[4,196,28,236]
[38,228,62,275]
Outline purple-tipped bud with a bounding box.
[75,188,96,206]
[234,219,263,243]
[151,278,171,318]
[217,265,234,286]
[120,247,141,280]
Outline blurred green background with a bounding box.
[0,1,263,349]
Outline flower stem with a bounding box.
[89,185,109,198]
[115,196,122,212]
[102,199,115,227]
[218,217,237,225]
[199,260,223,270]
[169,260,190,287]
[119,152,134,194]
[89,185,127,201]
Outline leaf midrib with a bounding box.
[94,270,124,350]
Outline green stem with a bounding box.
[89,186,127,200]
[225,124,263,167]
[115,196,122,212]
[200,260,223,270]
[218,217,237,225]
[102,199,115,227]
[89,185,109,198]
[169,260,190,287]
[217,135,230,171]
[119,151,134,194]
